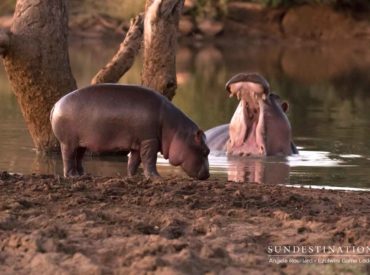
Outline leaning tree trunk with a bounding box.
[142,0,184,100]
[92,14,144,84]
[2,0,77,152]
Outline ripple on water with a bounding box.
[184,148,370,190]
[287,150,348,167]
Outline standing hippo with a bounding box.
[206,73,297,156]
[50,84,210,180]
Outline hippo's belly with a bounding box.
[78,115,158,152]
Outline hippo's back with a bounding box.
[205,124,229,153]
[60,84,165,110]
[51,84,168,151]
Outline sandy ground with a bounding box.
[0,171,369,274]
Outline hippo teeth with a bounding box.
[228,89,241,99]
[251,90,268,103]
[237,90,242,100]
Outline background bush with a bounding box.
[1,0,368,18]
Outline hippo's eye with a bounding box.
[203,147,210,156]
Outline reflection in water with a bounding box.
[228,158,290,184]
[209,154,290,184]
[209,149,347,184]
[1,39,370,188]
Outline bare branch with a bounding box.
[0,29,10,57]
[91,14,144,84]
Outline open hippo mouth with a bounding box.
[225,73,293,156]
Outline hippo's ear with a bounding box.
[194,130,204,145]
[281,101,289,113]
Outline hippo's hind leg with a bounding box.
[128,150,141,177]
[76,147,86,175]
[140,139,160,180]
[61,143,81,177]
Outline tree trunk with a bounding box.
[91,14,144,84]
[2,0,77,152]
[0,29,10,57]
[141,0,184,100]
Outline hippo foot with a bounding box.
[146,174,163,183]
[64,169,83,178]
[127,172,137,178]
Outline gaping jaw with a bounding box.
[226,74,291,156]
[226,73,271,156]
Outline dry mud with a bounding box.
[0,171,369,274]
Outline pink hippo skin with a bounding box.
[206,73,297,156]
[50,84,210,180]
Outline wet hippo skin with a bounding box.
[50,84,210,180]
[206,73,297,156]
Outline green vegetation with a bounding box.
[1,0,368,18]
[257,0,370,9]
[193,0,229,20]
[68,0,145,20]
[0,0,16,15]
[0,0,146,18]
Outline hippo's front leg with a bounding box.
[128,150,141,177]
[140,139,160,180]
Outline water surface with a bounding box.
[1,39,370,189]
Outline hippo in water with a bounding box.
[50,84,210,180]
[206,73,297,156]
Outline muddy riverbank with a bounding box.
[0,172,369,274]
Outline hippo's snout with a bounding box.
[196,162,210,180]
[197,169,210,180]
[181,158,210,180]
